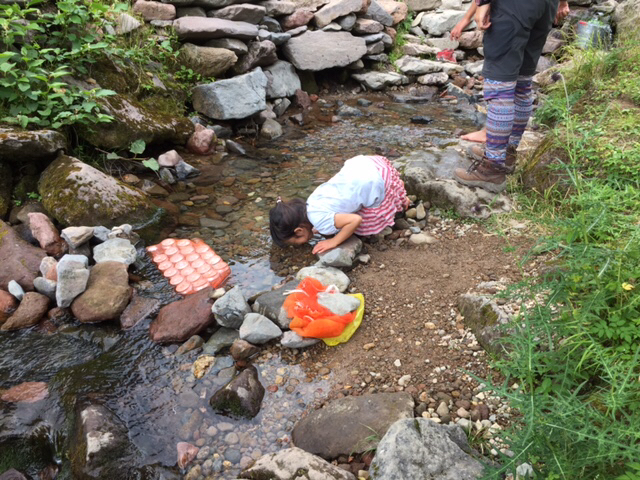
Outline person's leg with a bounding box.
[484,79,517,168]
[509,75,534,149]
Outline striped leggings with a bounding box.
[484,76,534,165]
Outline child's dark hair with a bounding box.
[269,198,310,247]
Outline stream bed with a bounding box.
[0,91,481,479]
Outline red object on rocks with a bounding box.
[436,49,457,63]
[147,238,230,295]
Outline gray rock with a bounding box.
[203,38,247,58]
[259,30,291,45]
[260,15,282,32]
[200,218,230,229]
[353,18,383,34]
[352,71,408,90]
[226,139,246,155]
[292,393,415,459]
[239,312,282,344]
[173,17,259,41]
[457,293,511,355]
[233,40,277,74]
[203,327,240,354]
[175,334,205,355]
[316,235,362,268]
[465,60,484,76]
[56,254,89,308]
[178,43,238,77]
[260,118,283,139]
[212,286,251,328]
[395,55,443,75]
[33,277,56,301]
[405,0,442,11]
[362,0,393,26]
[120,291,161,329]
[370,419,484,479]
[0,127,67,163]
[158,149,183,167]
[208,3,266,23]
[314,0,368,28]
[296,266,350,292]
[366,40,385,55]
[420,9,467,36]
[426,36,459,51]
[209,364,264,418]
[61,226,94,249]
[282,31,366,71]
[93,238,137,265]
[323,22,342,31]
[273,97,292,116]
[264,60,301,99]
[92,226,111,243]
[260,0,296,16]
[175,160,201,179]
[251,280,298,329]
[337,13,357,30]
[8,280,25,301]
[116,13,142,34]
[364,53,389,63]
[287,25,307,36]
[402,42,438,56]
[360,32,384,43]
[393,149,512,218]
[417,72,449,86]
[409,233,436,245]
[280,330,321,348]
[316,291,360,315]
[177,6,207,17]
[193,68,268,120]
[336,105,363,117]
[241,447,356,479]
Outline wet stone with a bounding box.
[176,335,205,355]
[203,327,239,354]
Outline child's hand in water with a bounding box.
[312,239,337,255]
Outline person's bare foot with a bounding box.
[461,128,487,143]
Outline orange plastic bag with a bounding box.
[284,277,358,339]
[147,238,231,295]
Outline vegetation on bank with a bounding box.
[483,24,640,480]
[0,0,204,130]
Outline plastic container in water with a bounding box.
[575,20,612,49]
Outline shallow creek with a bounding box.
[0,92,480,479]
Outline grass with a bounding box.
[479,23,640,480]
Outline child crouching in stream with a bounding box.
[269,155,409,254]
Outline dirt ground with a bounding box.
[297,217,534,413]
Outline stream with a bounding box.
[0,91,481,479]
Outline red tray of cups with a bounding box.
[147,238,231,295]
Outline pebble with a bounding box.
[224,432,239,444]
[393,359,401,367]
[363,342,375,350]
[225,448,242,463]
[398,374,411,386]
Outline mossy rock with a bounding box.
[38,154,172,238]
[0,161,12,218]
[0,127,67,163]
[78,93,194,150]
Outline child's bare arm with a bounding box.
[312,213,362,254]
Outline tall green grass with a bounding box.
[482,25,640,480]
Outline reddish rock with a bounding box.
[384,26,396,41]
[230,338,260,360]
[0,289,18,325]
[458,30,483,49]
[378,0,407,25]
[1,381,49,403]
[294,89,311,109]
[120,290,161,329]
[177,442,199,469]
[133,0,176,21]
[27,212,67,257]
[157,149,183,168]
[149,287,215,343]
[186,124,216,155]
[40,256,58,281]
[1,292,50,331]
[281,8,314,30]
[0,219,47,291]
[71,262,132,323]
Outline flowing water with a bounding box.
[0,92,480,479]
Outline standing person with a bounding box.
[454,0,570,193]
[269,155,409,254]
[450,2,487,144]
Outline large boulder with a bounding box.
[208,3,266,23]
[393,149,512,218]
[209,365,265,418]
[314,0,369,28]
[613,0,640,35]
[0,220,47,291]
[70,403,139,480]
[192,68,268,120]
[239,447,356,480]
[264,60,301,99]
[178,43,238,77]
[173,17,259,41]
[150,287,215,343]
[0,292,50,331]
[79,95,194,150]
[71,262,132,323]
[0,127,67,163]
[369,419,484,479]
[291,392,414,459]
[38,154,164,229]
[282,31,367,71]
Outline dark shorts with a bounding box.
[482,0,559,82]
